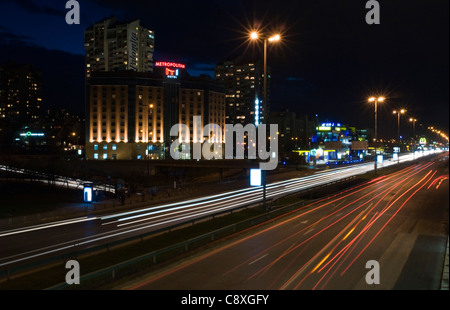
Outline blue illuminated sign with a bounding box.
[321,122,341,127]
[254,98,260,126]
[83,185,93,203]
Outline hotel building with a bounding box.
[84,64,225,160]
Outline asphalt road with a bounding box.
[0,151,447,287]
[0,156,387,269]
[117,152,449,290]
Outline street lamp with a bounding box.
[250,31,281,210]
[409,117,417,148]
[250,31,281,122]
[368,96,385,141]
[393,109,406,142]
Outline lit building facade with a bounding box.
[214,57,268,126]
[270,110,316,158]
[0,62,42,123]
[301,121,370,162]
[0,62,42,143]
[85,66,225,161]
[84,17,155,78]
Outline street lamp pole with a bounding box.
[375,100,378,141]
[264,38,267,117]
[410,118,417,139]
[368,96,384,141]
[251,31,280,211]
[410,118,417,152]
[393,109,406,142]
[369,96,385,175]
[263,37,267,210]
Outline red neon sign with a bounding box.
[165,68,175,76]
[155,62,186,69]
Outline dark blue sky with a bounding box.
[0,0,448,137]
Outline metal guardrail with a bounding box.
[0,164,115,193]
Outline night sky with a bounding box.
[0,0,448,139]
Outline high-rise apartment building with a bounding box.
[270,110,315,157]
[214,57,269,126]
[0,62,42,138]
[84,17,155,78]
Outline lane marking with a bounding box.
[0,217,98,238]
[249,254,269,265]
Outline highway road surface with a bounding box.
[0,151,447,288]
[117,152,449,290]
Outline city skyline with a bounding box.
[0,1,448,296]
[0,0,448,137]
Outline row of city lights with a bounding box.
[369,96,448,143]
[368,97,409,117]
[367,96,425,142]
[428,126,449,142]
[250,31,446,146]
[251,31,447,146]
[250,29,446,146]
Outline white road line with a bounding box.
[0,217,98,237]
[249,254,268,265]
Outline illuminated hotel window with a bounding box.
[112,144,117,151]
[94,145,98,150]
[103,145,108,150]
[94,153,99,159]
[103,153,108,159]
